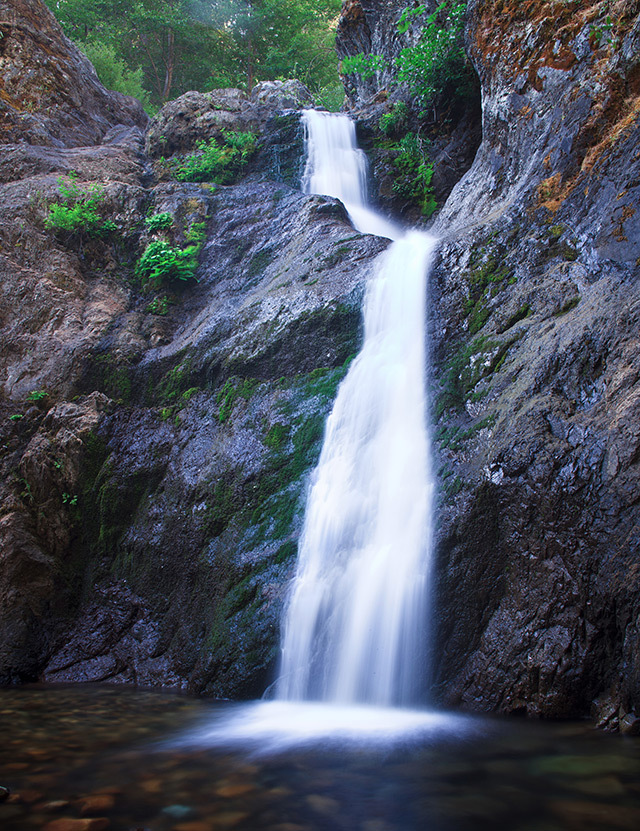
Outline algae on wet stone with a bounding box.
[216,377,259,423]
[463,253,513,335]
[207,362,352,547]
[90,354,133,404]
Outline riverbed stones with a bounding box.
[43,819,110,831]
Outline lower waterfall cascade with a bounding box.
[276,109,438,707]
[175,108,454,750]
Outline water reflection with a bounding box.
[1,685,640,830]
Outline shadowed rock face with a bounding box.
[428,0,640,722]
[0,0,147,146]
[0,0,386,693]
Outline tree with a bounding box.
[45,0,342,107]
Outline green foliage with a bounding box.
[378,102,409,137]
[26,390,48,402]
[146,295,170,315]
[216,377,259,423]
[135,240,200,287]
[396,1,473,112]
[340,2,472,114]
[185,220,206,246]
[392,133,437,217]
[81,40,152,112]
[397,3,428,34]
[173,131,257,184]
[136,211,206,289]
[341,52,386,79]
[145,211,174,231]
[45,0,343,106]
[590,15,616,48]
[314,80,345,112]
[45,173,116,239]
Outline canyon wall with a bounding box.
[336,0,640,722]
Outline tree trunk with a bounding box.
[162,28,175,100]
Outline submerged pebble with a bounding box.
[0,687,639,831]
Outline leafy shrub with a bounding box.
[392,133,437,217]
[26,390,48,402]
[185,220,206,246]
[173,131,257,183]
[145,212,174,231]
[341,53,386,79]
[146,295,170,315]
[135,240,200,288]
[378,102,409,137]
[45,173,117,238]
[396,2,472,111]
[314,81,345,112]
[340,2,473,113]
[81,41,152,113]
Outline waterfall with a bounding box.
[276,110,437,707]
[172,110,462,751]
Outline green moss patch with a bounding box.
[463,253,513,335]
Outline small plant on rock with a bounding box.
[173,131,257,183]
[45,173,117,238]
[26,390,48,402]
[393,132,437,216]
[378,102,409,137]
[145,211,174,232]
[135,240,200,288]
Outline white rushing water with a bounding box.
[173,110,459,752]
[276,110,438,707]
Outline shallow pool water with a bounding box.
[1,685,639,830]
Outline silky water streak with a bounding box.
[276,110,438,706]
[171,111,458,751]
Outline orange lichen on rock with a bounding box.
[473,0,601,77]
[536,172,564,212]
[581,96,640,175]
[472,0,636,91]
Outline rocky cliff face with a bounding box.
[2,0,640,729]
[0,0,147,146]
[0,0,384,693]
[427,0,640,724]
[337,0,640,725]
